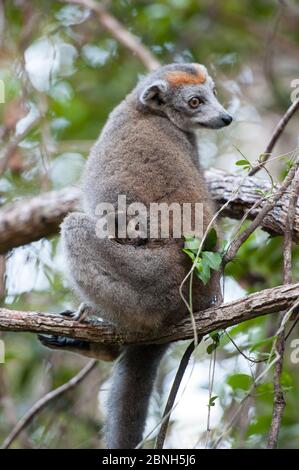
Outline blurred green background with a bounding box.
[0,0,299,449]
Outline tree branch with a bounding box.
[0,187,81,253]
[249,99,299,176]
[0,283,299,345]
[155,340,196,449]
[0,114,41,176]
[267,165,299,448]
[223,159,299,264]
[1,169,299,254]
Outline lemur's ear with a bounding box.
[140,80,168,106]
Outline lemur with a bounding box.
[39,63,232,449]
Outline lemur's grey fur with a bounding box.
[39,63,232,449]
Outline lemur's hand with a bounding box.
[58,303,92,322]
[62,302,92,322]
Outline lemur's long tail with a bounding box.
[106,344,168,449]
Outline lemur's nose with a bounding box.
[221,113,233,126]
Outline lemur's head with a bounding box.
[137,63,232,132]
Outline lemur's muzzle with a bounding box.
[221,113,233,126]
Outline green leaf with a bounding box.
[233,146,252,169]
[182,248,195,261]
[227,373,253,391]
[183,234,196,242]
[195,258,211,285]
[207,342,218,354]
[208,395,218,407]
[202,251,222,271]
[183,236,200,254]
[219,239,228,254]
[235,159,250,166]
[203,228,217,251]
[235,158,250,171]
[209,332,220,344]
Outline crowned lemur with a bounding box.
[39,63,232,448]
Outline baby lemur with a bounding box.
[40,63,232,448]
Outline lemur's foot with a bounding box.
[38,334,121,361]
[57,309,75,318]
[38,334,83,350]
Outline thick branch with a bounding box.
[0,169,298,254]
[223,159,299,264]
[0,187,81,253]
[206,169,299,242]
[0,283,298,345]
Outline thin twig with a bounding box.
[282,167,299,285]
[224,159,299,264]
[0,114,41,176]
[179,169,253,344]
[205,346,217,448]
[285,313,299,341]
[266,327,286,449]
[249,99,299,176]
[267,165,299,448]
[213,296,299,448]
[1,359,97,449]
[179,151,299,344]
[155,340,196,449]
[225,330,266,364]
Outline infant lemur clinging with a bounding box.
[40,63,232,448]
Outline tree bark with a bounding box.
[0,283,298,345]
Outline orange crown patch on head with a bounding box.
[165,64,207,87]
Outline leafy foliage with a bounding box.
[182,230,222,285]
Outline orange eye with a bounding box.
[188,97,202,108]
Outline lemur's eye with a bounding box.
[188,97,203,109]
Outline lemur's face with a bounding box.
[139,63,232,132]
